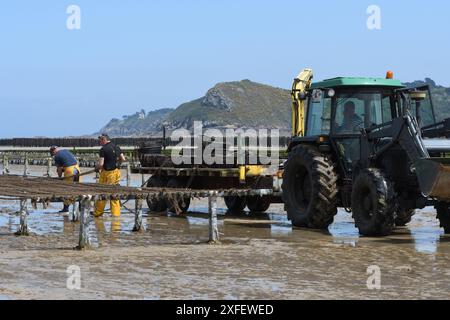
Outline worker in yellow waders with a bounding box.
[94,133,126,217]
[50,146,82,213]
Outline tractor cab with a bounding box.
[302,77,436,178]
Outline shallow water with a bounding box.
[1,165,450,299]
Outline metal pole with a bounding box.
[15,199,29,236]
[132,198,145,232]
[208,194,219,244]
[77,196,92,250]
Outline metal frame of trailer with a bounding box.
[131,166,284,206]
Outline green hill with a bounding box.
[165,80,291,132]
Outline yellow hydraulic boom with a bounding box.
[291,68,313,137]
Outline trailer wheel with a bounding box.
[435,202,450,234]
[282,145,338,229]
[395,209,415,227]
[146,175,168,213]
[352,169,395,236]
[165,178,191,214]
[246,196,271,213]
[224,196,247,214]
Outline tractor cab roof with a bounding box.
[310,77,405,90]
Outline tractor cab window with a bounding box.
[332,91,393,173]
[333,92,391,134]
[305,89,331,136]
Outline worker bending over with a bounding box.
[94,133,126,217]
[49,146,82,213]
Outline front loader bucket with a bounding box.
[415,158,450,200]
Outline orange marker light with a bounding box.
[386,71,394,79]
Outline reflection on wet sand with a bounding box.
[1,202,447,255]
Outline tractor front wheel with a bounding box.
[351,169,395,236]
[435,202,450,234]
[282,145,338,229]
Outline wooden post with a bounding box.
[2,154,9,175]
[77,196,92,250]
[15,199,29,236]
[132,198,145,232]
[208,194,219,244]
[126,162,131,187]
[46,157,52,177]
[23,154,29,177]
[71,201,80,222]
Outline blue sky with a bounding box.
[0,0,449,137]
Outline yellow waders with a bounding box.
[63,165,82,206]
[94,169,121,217]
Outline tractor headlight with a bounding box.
[327,89,335,98]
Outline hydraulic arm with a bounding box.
[291,68,313,137]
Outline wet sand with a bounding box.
[1,165,450,299]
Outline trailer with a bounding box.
[131,142,284,214]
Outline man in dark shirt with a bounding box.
[336,101,364,133]
[50,146,82,212]
[93,134,126,217]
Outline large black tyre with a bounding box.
[351,169,395,236]
[224,196,247,214]
[282,145,338,229]
[165,178,191,214]
[146,175,168,212]
[395,209,415,227]
[435,202,450,234]
[246,196,271,213]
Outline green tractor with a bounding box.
[282,69,450,236]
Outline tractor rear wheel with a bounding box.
[395,209,415,227]
[282,145,338,229]
[351,169,395,236]
[165,178,191,214]
[146,175,168,213]
[246,196,271,213]
[435,202,450,234]
[224,196,247,214]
